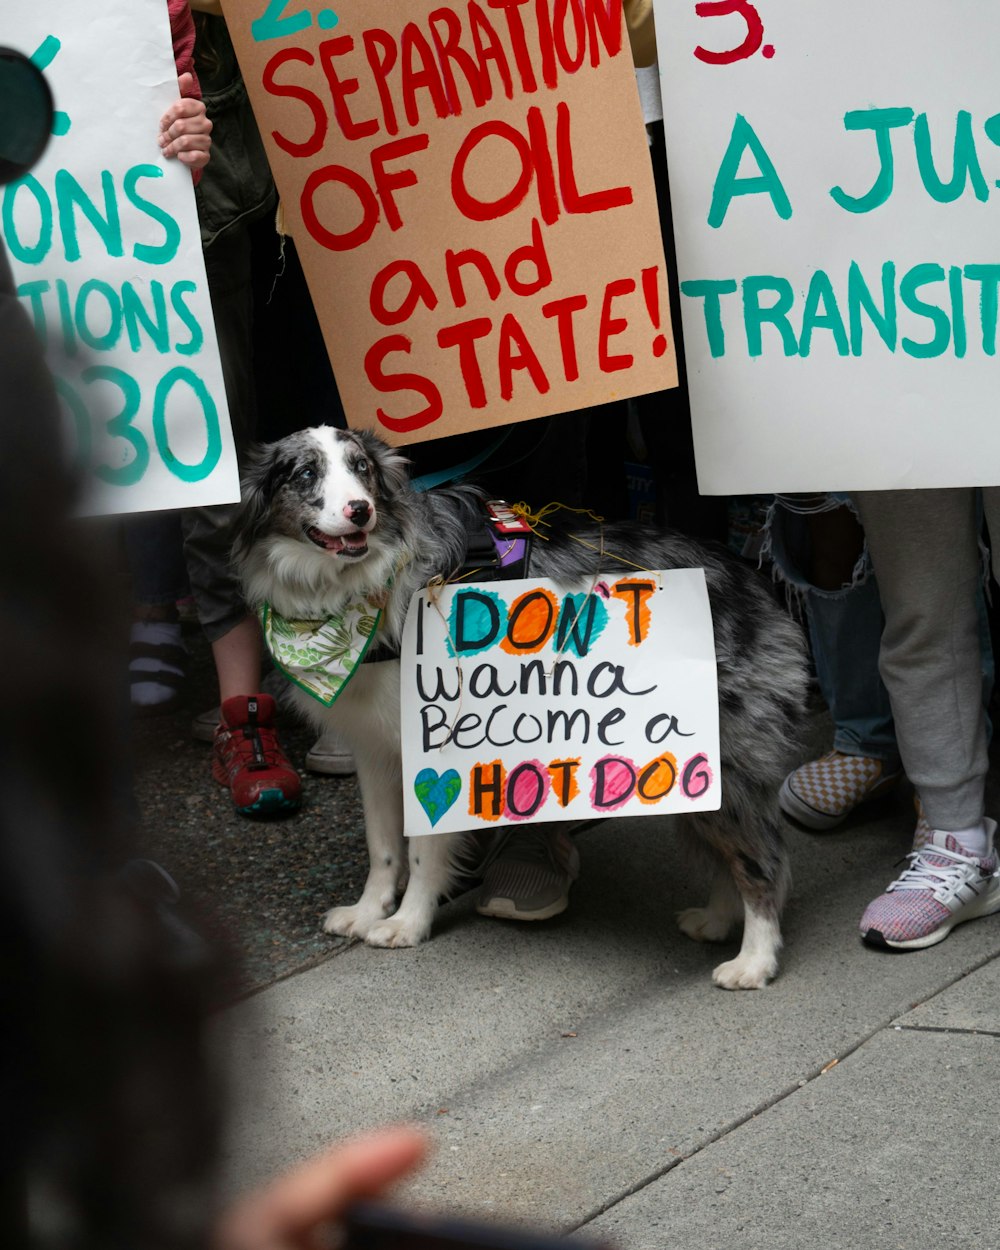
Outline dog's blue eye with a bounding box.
[355,458,369,474]
[296,467,316,482]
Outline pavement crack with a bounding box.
[895,1023,1000,1038]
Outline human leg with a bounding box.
[851,488,1000,947]
[182,229,301,813]
[767,496,900,829]
[124,512,190,713]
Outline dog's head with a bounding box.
[233,426,410,572]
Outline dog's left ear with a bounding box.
[231,441,287,565]
[353,428,411,502]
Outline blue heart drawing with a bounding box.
[413,768,462,827]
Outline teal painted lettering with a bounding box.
[121,280,169,353]
[848,260,898,354]
[170,281,203,356]
[679,278,737,357]
[152,368,222,483]
[948,266,967,358]
[799,269,849,357]
[830,107,914,214]
[16,279,51,345]
[89,365,147,486]
[252,0,314,42]
[963,264,1000,355]
[56,279,77,356]
[75,279,123,352]
[125,166,181,264]
[899,263,950,358]
[742,276,797,357]
[914,111,989,203]
[2,175,53,264]
[707,114,791,229]
[55,169,123,262]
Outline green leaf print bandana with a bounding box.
[260,598,384,707]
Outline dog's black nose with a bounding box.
[346,499,372,528]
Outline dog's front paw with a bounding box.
[677,906,733,943]
[711,954,778,990]
[365,913,432,948]
[322,901,391,941]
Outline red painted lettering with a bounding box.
[542,293,588,381]
[557,100,632,213]
[364,335,443,432]
[371,134,429,231]
[400,22,451,128]
[300,164,379,251]
[437,316,493,407]
[318,36,379,141]
[370,259,438,326]
[263,47,327,158]
[497,312,549,399]
[599,277,635,372]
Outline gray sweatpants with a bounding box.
[852,488,1000,830]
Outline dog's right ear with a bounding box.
[231,441,288,565]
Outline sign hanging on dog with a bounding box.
[400,568,720,835]
[223,0,677,444]
[654,0,1000,493]
[1,0,239,515]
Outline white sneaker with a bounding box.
[860,822,1000,950]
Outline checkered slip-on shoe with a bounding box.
[476,826,580,921]
[779,750,901,830]
[860,823,1000,950]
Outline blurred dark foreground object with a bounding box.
[0,46,53,183]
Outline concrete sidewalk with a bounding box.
[214,774,1000,1250]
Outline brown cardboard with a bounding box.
[224,0,677,444]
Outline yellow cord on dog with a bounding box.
[510,501,663,581]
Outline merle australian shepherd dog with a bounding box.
[232,426,809,989]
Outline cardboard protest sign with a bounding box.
[2,1,238,515]
[400,569,720,836]
[223,0,677,443]
[654,0,1000,493]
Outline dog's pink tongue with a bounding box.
[308,526,345,552]
[308,526,367,552]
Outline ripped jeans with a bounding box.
[764,494,899,770]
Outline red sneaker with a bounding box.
[212,694,302,815]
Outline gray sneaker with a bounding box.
[476,825,580,920]
[304,728,356,776]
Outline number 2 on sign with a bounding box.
[694,0,771,64]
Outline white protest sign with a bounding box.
[2,1,239,514]
[654,0,1000,494]
[400,569,720,836]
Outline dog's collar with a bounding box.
[260,598,386,707]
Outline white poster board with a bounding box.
[400,569,721,836]
[654,0,1000,494]
[2,1,239,514]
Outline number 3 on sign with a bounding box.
[251,0,339,43]
[694,0,773,64]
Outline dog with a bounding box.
[232,425,810,989]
